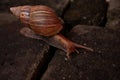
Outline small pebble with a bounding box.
[70,0,74,2]
[83,43,87,46]
[62,77,66,80]
[112,64,116,67]
[64,57,68,61]
[68,75,71,78]
[106,0,110,2]
[83,16,87,19]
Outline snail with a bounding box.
[10,5,93,58]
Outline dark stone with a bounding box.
[106,0,120,32]
[0,13,17,25]
[41,25,120,80]
[63,0,108,26]
[106,8,120,32]
[0,21,50,80]
[108,0,120,10]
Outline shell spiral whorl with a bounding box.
[11,5,63,36]
[29,6,63,36]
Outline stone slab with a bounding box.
[0,13,17,25]
[108,0,120,10]
[106,0,120,32]
[63,0,108,26]
[0,21,50,80]
[41,25,120,80]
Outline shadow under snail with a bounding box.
[10,5,93,58]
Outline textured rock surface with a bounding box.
[108,0,120,10]
[63,0,108,26]
[106,8,120,32]
[41,25,120,80]
[0,13,17,25]
[106,0,120,32]
[0,21,50,80]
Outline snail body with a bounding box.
[10,5,93,58]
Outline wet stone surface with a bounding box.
[0,21,50,80]
[63,0,108,26]
[106,0,120,32]
[41,25,120,80]
[108,0,120,10]
[0,13,17,25]
[106,8,120,32]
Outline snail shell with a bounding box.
[10,5,63,36]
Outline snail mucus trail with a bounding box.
[10,5,93,58]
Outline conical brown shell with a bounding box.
[10,6,21,17]
[10,5,63,36]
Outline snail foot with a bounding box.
[20,27,41,39]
